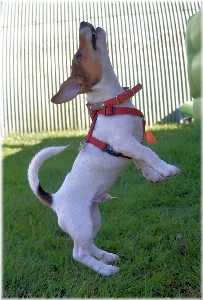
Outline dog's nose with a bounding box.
[80,21,95,32]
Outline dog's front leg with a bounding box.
[116,138,180,178]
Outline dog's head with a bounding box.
[51,22,107,104]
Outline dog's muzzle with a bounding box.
[80,21,97,50]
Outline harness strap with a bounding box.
[97,106,144,118]
[87,135,133,159]
[84,109,145,159]
[83,84,144,159]
[87,83,142,111]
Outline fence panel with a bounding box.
[1,1,202,135]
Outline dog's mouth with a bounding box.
[91,31,97,50]
[80,21,98,50]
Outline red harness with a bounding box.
[82,83,145,159]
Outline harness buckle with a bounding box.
[78,141,87,152]
[88,103,103,110]
[104,106,115,116]
[103,143,116,156]
[115,95,121,104]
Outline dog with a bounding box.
[28,21,180,276]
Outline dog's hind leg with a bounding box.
[73,222,119,276]
[89,204,119,263]
[73,241,119,276]
[59,205,119,276]
[91,203,101,237]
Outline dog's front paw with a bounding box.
[161,164,180,178]
[99,264,119,277]
[149,173,164,183]
[141,166,164,183]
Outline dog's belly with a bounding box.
[73,146,129,188]
[52,145,130,212]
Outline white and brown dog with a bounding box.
[28,22,180,276]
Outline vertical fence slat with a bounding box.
[1,2,9,134]
[6,3,14,133]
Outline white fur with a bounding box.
[28,23,180,276]
[28,146,68,197]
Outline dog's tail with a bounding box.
[28,146,68,206]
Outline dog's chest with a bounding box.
[93,114,144,145]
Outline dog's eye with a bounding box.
[76,54,82,62]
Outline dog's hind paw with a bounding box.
[99,265,119,276]
[90,244,119,263]
[101,252,119,263]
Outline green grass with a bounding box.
[2,124,201,298]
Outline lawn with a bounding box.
[2,123,201,298]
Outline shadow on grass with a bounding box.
[3,131,86,192]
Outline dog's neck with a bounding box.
[86,61,124,104]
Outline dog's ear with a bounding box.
[51,76,87,104]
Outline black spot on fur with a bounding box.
[37,184,52,206]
